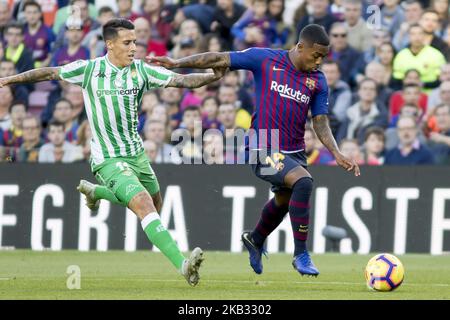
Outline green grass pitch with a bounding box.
[0,250,449,300]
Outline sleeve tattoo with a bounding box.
[3,67,61,85]
[174,52,231,69]
[312,114,340,155]
[167,72,220,88]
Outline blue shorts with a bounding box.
[247,149,308,193]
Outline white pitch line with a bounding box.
[81,278,450,287]
[0,278,10,281]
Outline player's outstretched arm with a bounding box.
[146,52,231,69]
[0,67,60,87]
[166,67,228,89]
[312,114,361,177]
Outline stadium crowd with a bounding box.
[0,0,450,165]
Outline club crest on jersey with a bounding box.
[306,78,316,90]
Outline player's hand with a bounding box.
[145,56,178,69]
[335,152,361,177]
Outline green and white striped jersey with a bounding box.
[58,55,174,165]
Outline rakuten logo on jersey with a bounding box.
[270,81,310,104]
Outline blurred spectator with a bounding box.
[201,96,220,129]
[0,40,3,60]
[330,0,345,21]
[231,0,277,50]
[0,100,26,161]
[16,114,43,162]
[267,0,294,48]
[143,139,158,163]
[203,130,224,164]
[374,42,396,88]
[217,84,252,130]
[116,0,140,21]
[23,0,55,68]
[427,64,450,110]
[0,60,30,102]
[385,103,427,149]
[51,22,89,66]
[427,104,450,164]
[51,98,79,142]
[327,22,361,85]
[221,70,254,114]
[201,33,225,53]
[133,17,167,58]
[392,24,446,91]
[393,0,423,50]
[362,126,386,165]
[419,9,450,59]
[180,85,210,112]
[173,3,215,35]
[0,0,11,42]
[138,91,161,133]
[389,70,428,119]
[171,19,203,59]
[321,59,352,135]
[363,61,394,110]
[38,120,83,163]
[217,103,245,163]
[0,86,13,130]
[304,125,334,165]
[380,0,405,36]
[389,103,423,127]
[389,82,427,119]
[296,0,337,35]
[384,115,435,164]
[360,27,391,71]
[429,0,448,36]
[342,0,372,52]
[143,119,181,164]
[52,0,99,52]
[75,119,91,161]
[210,0,246,50]
[34,0,59,27]
[82,6,114,59]
[172,106,203,164]
[337,138,364,164]
[4,21,34,73]
[160,87,183,130]
[337,78,388,143]
[140,0,172,44]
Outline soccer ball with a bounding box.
[365,253,405,291]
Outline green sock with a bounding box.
[94,185,125,206]
[141,212,186,270]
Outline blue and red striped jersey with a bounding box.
[230,47,329,152]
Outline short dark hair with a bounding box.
[358,77,377,90]
[23,0,42,12]
[48,119,65,131]
[183,105,201,116]
[54,98,74,109]
[103,18,135,41]
[364,126,385,143]
[5,21,24,34]
[9,100,27,113]
[299,24,329,46]
[98,6,114,16]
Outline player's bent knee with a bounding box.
[292,176,313,193]
[284,166,312,188]
[128,191,156,220]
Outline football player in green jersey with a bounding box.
[0,18,227,286]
